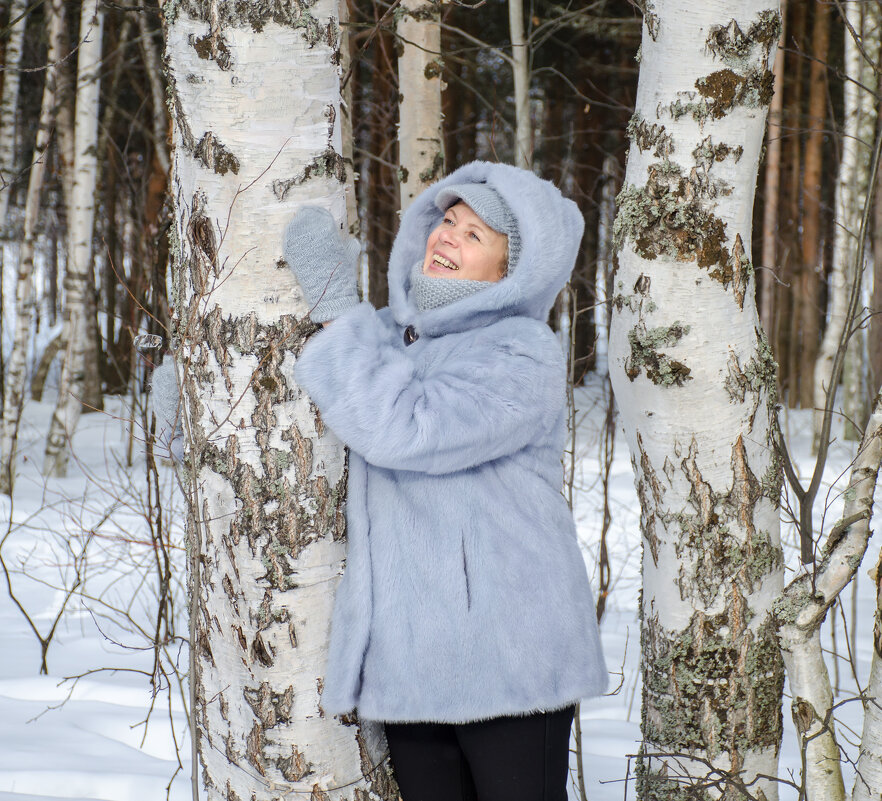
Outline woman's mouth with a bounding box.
[432,254,459,271]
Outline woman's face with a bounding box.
[421,202,508,282]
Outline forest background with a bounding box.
[2,0,882,800]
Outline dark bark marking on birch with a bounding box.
[246,721,267,775]
[279,744,312,781]
[176,0,340,50]
[634,437,662,566]
[193,30,233,70]
[706,12,781,68]
[672,436,783,605]
[225,782,242,801]
[272,149,347,200]
[244,681,294,729]
[694,68,774,120]
[194,132,241,175]
[627,112,674,158]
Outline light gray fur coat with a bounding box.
[293,161,607,724]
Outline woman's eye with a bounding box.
[443,217,454,225]
[469,232,480,241]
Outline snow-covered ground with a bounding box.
[0,378,877,800]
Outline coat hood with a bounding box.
[387,161,585,336]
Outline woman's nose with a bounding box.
[439,227,459,247]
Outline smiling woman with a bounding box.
[283,161,607,801]
[422,202,508,282]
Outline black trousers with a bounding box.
[385,705,575,801]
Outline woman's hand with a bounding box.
[283,207,360,323]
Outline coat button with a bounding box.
[404,325,419,345]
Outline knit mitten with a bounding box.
[283,207,360,323]
[150,360,184,462]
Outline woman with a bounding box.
[284,161,607,801]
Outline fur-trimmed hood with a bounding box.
[388,161,585,336]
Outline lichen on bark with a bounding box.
[176,0,340,50]
[641,606,784,760]
[614,164,730,270]
[625,321,692,386]
[627,111,674,158]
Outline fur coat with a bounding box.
[293,161,608,723]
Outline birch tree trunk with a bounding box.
[855,426,882,801]
[164,2,395,798]
[0,0,65,495]
[43,0,105,477]
[0,0,28,230]
[775,387,882,801]
[509,0,531,169]
[608,3,785,798]
[397,0,444,211]
[814,1,881,445]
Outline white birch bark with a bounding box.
[608,3,785,798]
[43,0,104,478]
[0,0,28,231]
[855,432,882,801]
[508,0,531,169]
[775,387,882,801]
[164,2,395,798]
[397,0,444,210]
[813,2,881,444]
[0,0,65,495]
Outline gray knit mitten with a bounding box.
[283,207,360,323]
[150,360,184,462]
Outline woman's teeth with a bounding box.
[433,255,459,270]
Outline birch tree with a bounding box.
[509,0,531,168]
[164,1,394,797]
[0,0,65,495]
[43,0,105,477]
[774,381,882,800]
[397,0,444,210]
[814,1,881,445]
[608,2,784,797]
[0,0,28,230]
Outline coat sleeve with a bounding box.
[293,303,566,474]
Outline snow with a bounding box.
[0,378,877,800]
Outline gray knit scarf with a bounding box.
[410,261,491,312]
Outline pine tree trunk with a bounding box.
[397,0,444,210]
[164,2,396,798]
[43,0,105,477]
[136,8,171,176]
[759,0,786,339]
[0,0,28,232]
[0,0,65,495]
[796,0,831,409]
[608,3,785,798]
[814,1,881,445]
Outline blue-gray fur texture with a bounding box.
[293,161,607,723]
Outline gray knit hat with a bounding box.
[434,183,522,273]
